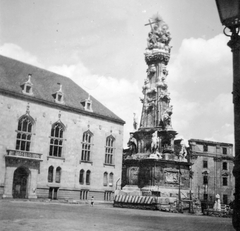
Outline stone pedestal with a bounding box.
[28,168,38,199]
[121,185,142,196]
[2,166,15,198]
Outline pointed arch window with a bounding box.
[48,166,54,183]
[103,172,108,186]
[79,169,84,185]
[49,122,65,157]
[81,131,93,162]
[55,167,61,183]
[86,170,91,185]
[16,115,34,151]
[105,136,115,165]
[109,173,114,187]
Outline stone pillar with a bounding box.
[2,166,15,198]
[227,31,240,231]
[28,168,38,199]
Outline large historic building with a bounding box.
[188,139,234,205]
[0,55,125,201]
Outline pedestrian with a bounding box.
[91,196,94,206]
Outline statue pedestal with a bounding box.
[121,185,142,196]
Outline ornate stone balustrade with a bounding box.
[6,149,42,160]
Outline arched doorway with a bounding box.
[12,167,30,198]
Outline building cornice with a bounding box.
[189,138,233,147]
[191,151,234,161]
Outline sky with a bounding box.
[0,0,234,147]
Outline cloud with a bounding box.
[0,38,234,146]
[49,60,142,146]
[0,43,43,68]
[204,123,234,144]
[167,34,233,144]
[0,42,142,145]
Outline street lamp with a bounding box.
[215,1,240,230]
[203,171,209,210]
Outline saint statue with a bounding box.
[213,194,221,211]
[151,131,159,153]
[127,133,137,155]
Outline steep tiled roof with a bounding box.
[0,55,125,124]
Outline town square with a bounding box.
[0,199,235,231]
[0,0,240,230]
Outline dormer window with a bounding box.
[81,94,93,112]
[52,83,65,104]
[87,102,91,110]
[57,94,62,102]
[21,74,33,96]
[26,85,31,93]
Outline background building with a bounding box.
[189,139,234,206]
[0,55,125,201]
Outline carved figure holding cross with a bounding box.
[145,15,171,49]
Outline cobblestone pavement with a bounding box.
[0,200,235,231]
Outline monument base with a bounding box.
[121,185,142,196]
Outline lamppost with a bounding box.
[215,1,240,230]
[177,163,183,213]
[203,171,209,210]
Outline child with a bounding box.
[91,196,94,206]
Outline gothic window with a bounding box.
[109,173,114,187]
[103,172,108,186]
[48,166,54,183]
[49,122,64,157]
[223,162,228,170]
[16,115,33,151]
[223,177,228,186]
[55,167,61,183]
[79,169,84,185]
[203,160,208,168]
[86,170,91,185]
[81,131,93,162]
[105,136,115,164]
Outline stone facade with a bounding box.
[189,139,234,205]
[0,55,124,201]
